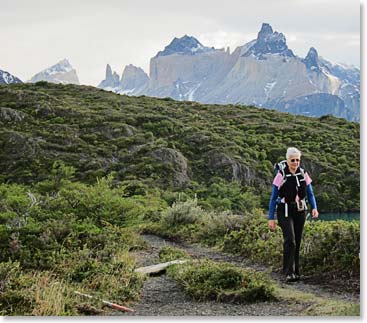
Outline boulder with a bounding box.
[207,151,255,184]
[151,148,190,187]
[0,107,28,123]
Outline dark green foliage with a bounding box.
[222,215,359,279]
[0,174,150,314]
[0,83,359,213]
[301,220,360,277]
[0,176,148,268]
[0,261,33,315]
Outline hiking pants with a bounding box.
[277,203,306,276]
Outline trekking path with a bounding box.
[121,234,359,316]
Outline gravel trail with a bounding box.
[119,234,359,316]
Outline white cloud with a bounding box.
[198,31,256,52]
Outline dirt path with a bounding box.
[121,234,359,316]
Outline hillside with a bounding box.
[0,82,360,212]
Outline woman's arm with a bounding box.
[307,183,319,218]
[306,183,317,210]
[268,185,279,220]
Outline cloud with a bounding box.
[198,31,256,51]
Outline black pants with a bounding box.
[277,204,306,276]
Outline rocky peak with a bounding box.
[303,47,320,72]
[106,64,113,79]
[244,23,295,59]
[98,64,120,89]
[29,59,79,85]
[120,64,149,91]
[156,35,215,57]
[58,58,72,69]
[258,23,273,39]
[0,69,23,84]
[45,59,74,74]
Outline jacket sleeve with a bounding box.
[268,185,279,220]
[307,184,317,210]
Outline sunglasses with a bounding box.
[290,158,300,162]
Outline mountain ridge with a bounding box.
[98,23,360,121]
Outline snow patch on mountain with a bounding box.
[29,59,80,85]
[0,70,22,84]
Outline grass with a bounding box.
[31,272,73,316]
[275,285,360,316]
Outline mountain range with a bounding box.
[98,23,360,121]
[0,23,360,121]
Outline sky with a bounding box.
[0,0,361,86]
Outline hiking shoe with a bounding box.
[285,274,297,283]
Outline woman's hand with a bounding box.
[268,220,276,231]
[312,209,319,219]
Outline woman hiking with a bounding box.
[268,147,319,283]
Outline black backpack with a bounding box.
[273,160,306,189]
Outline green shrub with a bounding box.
[222,215,359,278]
[158,246,190,262]
[167,259,275,303]
[198,211,247,246]
[301,220,360,277]
[161,198,205,226]
[0,261,34,315]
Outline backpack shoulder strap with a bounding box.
[277,160,288,189]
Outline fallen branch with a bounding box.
[74,291,135,313]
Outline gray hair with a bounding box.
[286,147,301,160]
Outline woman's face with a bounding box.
[287,154,301,172]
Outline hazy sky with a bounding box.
[1,0,361,86]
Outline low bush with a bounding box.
[158,246,190,262]
[197,211,247,246]
[301,220,360,277]
[0,261,34,315]
[0,176,152,315]
[222,215,360,278]
[167,259,275,303]
[161,198,205,226]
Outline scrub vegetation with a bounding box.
[0,82,359,315]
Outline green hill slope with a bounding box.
[0,82,359,212]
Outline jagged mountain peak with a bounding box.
[124,63,145,72]
[57,58,72,68]
[243,23,295,59]
[98,64,120,90]
[307,47,318,57]
[258,23,273,38]
[29,59,79,85]
[156,35,215,57]
[303,47,320,72]
[106,64,113,79]
[44,59,74,74]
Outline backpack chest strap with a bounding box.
[285,172,305,187]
